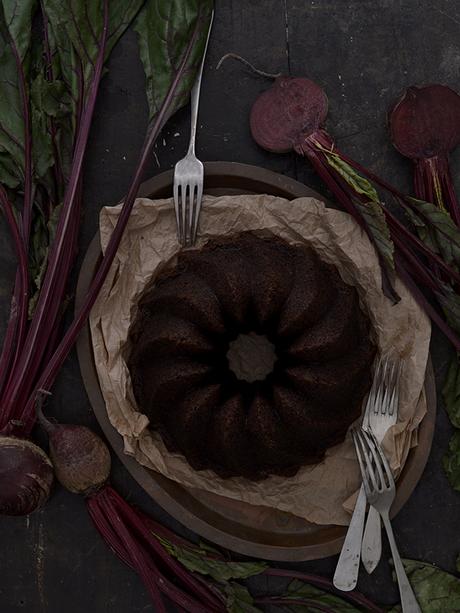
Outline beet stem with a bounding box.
[95,490,167,612]
[254,597,334,612]
[89,487,221,612]
[0,0,109,424]
[0,188,29,412]
[107,487,223,611]
[34,390,56,435]
[263,568,384,612]
[396,260,460,351]
[18,5,208,435]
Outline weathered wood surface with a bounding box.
[1,1,460,610]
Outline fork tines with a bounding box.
[363,355,402,427]
[353,429,394,496]
[173,176,204,247]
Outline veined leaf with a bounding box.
[107,0,145,55]
[314,145,395,268]
[43,0,144,104]
[388,559,460,613]
[31,106,54,183]
[442,354,460,429]
[311,140,397,301]
[320,148,391,260]
[354,198,395,272]
[285,579,363,612]
[134,0,214,126]
[223,582,260,613]
[436,283,460,336]
[0,151,21,188]
[321,148,380,203]
[0,0,36,181]
[443,430,460,491]
[1,0,36,58]
[404,197,460,268]
[31,75,70,119]
[21,0,216,432]
[157,535,267,582]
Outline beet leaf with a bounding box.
[224,582,260,612]
[157,536,268,582]
[0,0,35,188]
[387,559,460,613]
[442,358,460,429]
[317,144,396,276]
[284,579,362,612]
[444,431,460,491]
[134,0,214,125]
[402,198,460,269]
[0,0,36,398]
[13,0,214,434]
[0,0,147,433]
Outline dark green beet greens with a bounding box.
[0,0,214,529]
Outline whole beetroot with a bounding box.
[0,435,53,515]
[37,402,110,495]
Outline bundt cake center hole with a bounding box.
[226,333,277,383]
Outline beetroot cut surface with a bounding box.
[390,84,460,225]
[250,77,328,153]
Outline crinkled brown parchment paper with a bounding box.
[89,194,430,525]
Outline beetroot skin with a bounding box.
[250,76,328,153]
[37,402,111,496]
[0,436,53,515]
[48,425,111,495]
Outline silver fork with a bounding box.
[333,356,398,591]
[353,429,421,613]
[361,359,402,573]
[173,11,214,246]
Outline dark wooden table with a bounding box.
[1,2,460,611]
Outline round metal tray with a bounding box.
[76,161,436,561]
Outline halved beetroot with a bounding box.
[250,76,328,153]
[390,84,460,160]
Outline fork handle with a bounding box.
[187,11,214,156]
[380,510,421,613]
[333,484,367,591]
[361,506,382,573]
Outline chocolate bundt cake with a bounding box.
[127,232,376,480]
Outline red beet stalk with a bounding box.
[36,405,383,612]
[89,487,224,612]
[262,568,384,612]
[303,135,460,352]
[0,187,29,396]
[0,2,109,428]
[36,409,223,611]
[249,76,460,350]
[4,0,210,437]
